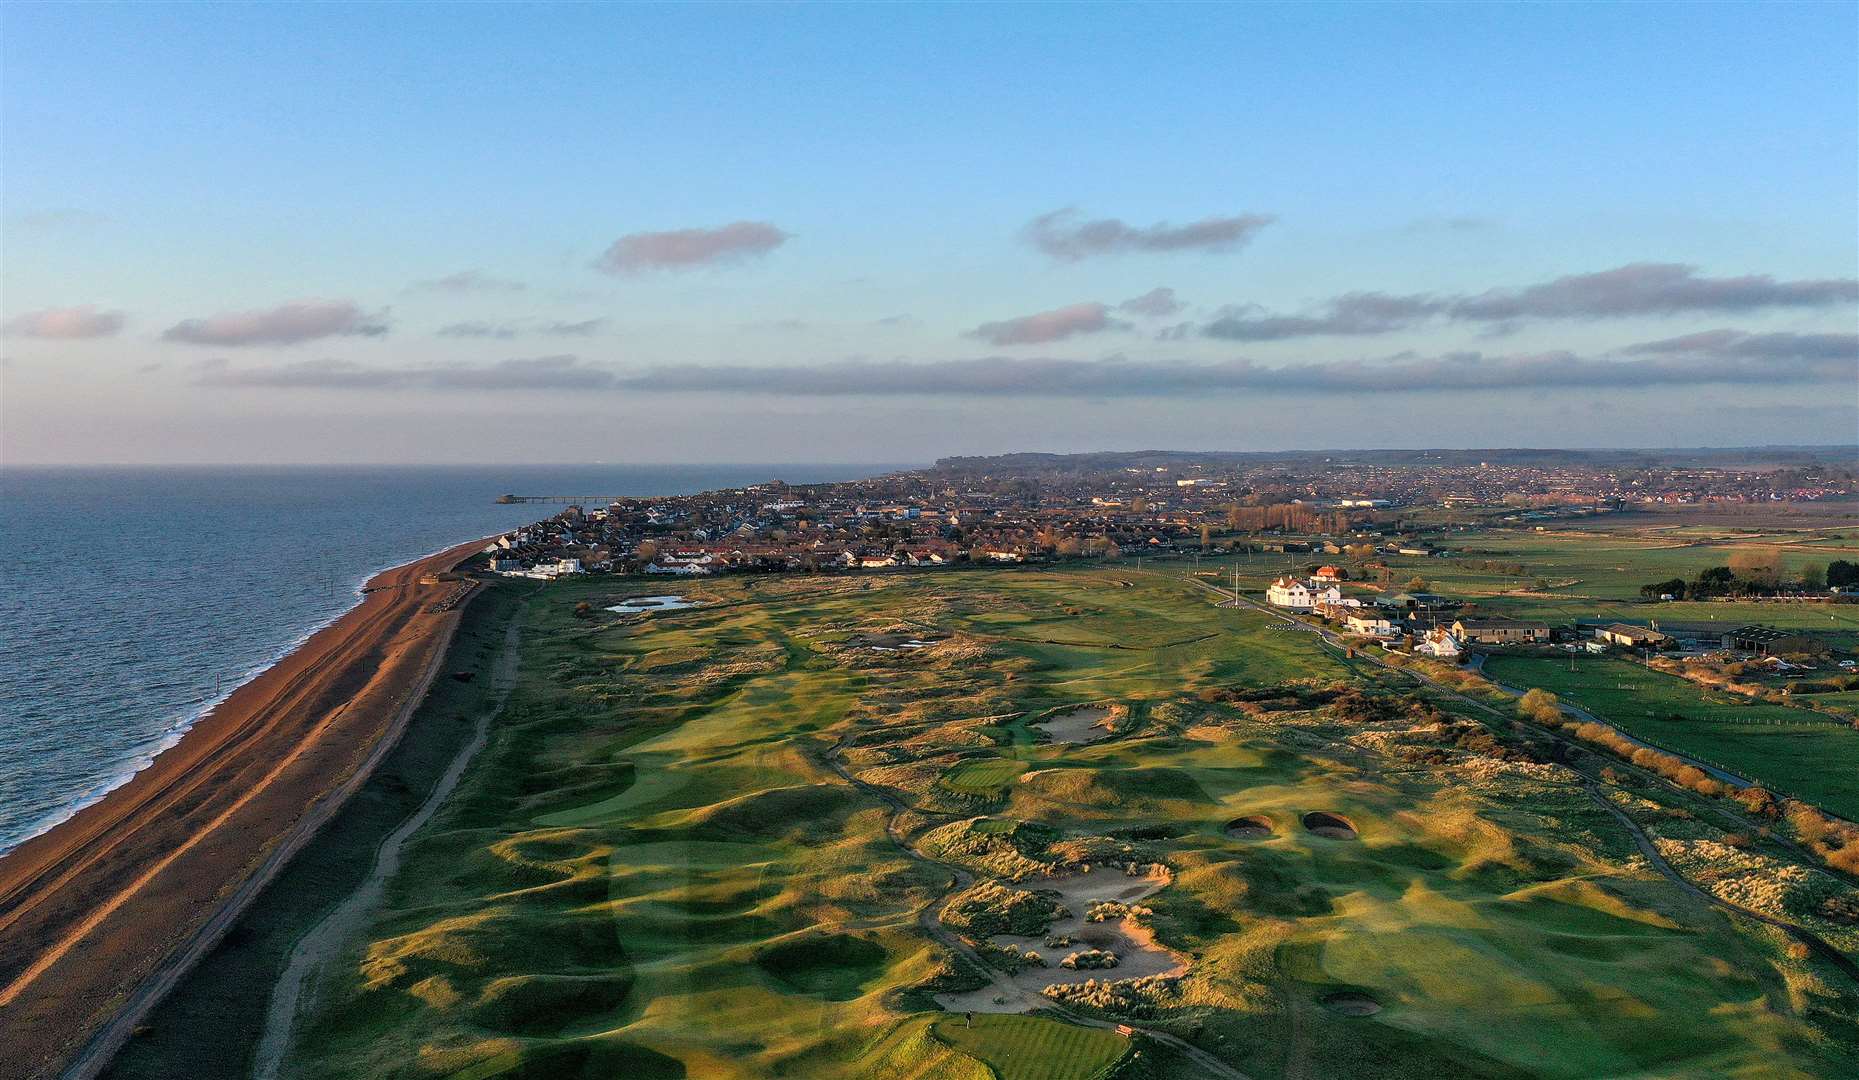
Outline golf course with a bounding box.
[108,564,1859,1079]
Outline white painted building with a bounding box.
[1267,577,1314,609]
[1414,628,1462,659]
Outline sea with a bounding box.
[0,464,902,856]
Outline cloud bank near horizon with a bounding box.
[968,302,1121,345]
[436,318,607,339]
[1204,263,1859,341]
[193,329,1856,397]
[162,300,390,346]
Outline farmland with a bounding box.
[113,562,1859,1079]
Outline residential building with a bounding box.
[1267,577,1314,609]
[1343,610,1396,636]
[1451,618,1551,645]
[1414,628,1462,658]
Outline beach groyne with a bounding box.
[0,538,492,1080]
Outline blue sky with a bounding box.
[3,2,1855,464]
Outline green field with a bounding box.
[932,1014,1126,1079]
[117,564,1859,1080]
[1483,654,1859,818]
[940,757,1031,796]
[1171,529,1859,635]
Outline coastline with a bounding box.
[0,536,495,1080]
[1,547,481,860]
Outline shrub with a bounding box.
[1517,689,1561,725]
[1060,948,1119,970]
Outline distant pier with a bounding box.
[495,494,624,505]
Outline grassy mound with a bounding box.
[675,782,862,840]
[753,931,889,1000]
[1010,766,1213,817]
[469,973,634,1036]
[470,1036,687,1080]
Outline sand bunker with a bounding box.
[606,595,700,614]
[1034,705,1115,744]
[1321,990,1382,1016]
[934,865,1184,1015]
[1224,815,1275,841]
[1303,811,1358,840]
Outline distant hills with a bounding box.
[933,446,1859,473]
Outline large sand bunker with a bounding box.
[935,865,1183,1015]
[1303,811,1358,840]
[1225,815,1275,841]
[1034,705,1115,744]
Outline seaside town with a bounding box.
[480,450,1859,673]
[488,450,1857,581]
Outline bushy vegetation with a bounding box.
[1058,947,1119,970]
[940,882,1068,937]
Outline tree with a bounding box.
[1226,504,1243,530]
[1690,565,1735,597]
[1728,549,1779,592]
[1800,564,1824,592]
[1639,577,1686,600]
[1200,524,1212,550]
[1829,559,1859,588]
[1405,575,1429,592]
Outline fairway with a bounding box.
[930,1014,1127,1080]
[941,757,1031,796]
